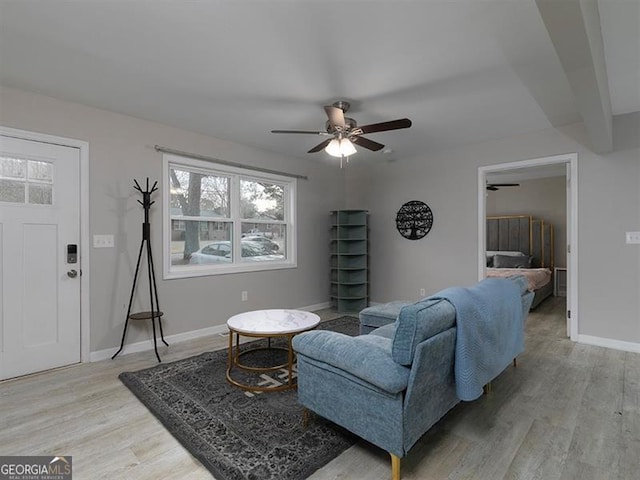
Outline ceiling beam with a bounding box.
[536,0,613,153]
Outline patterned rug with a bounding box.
[119,315,359,480]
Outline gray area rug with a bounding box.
[119,316,359,480]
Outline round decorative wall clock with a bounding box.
[395,201,433,240]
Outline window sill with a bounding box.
[164,261,298,280]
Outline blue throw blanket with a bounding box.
[431,278,524,401]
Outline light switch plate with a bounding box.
[625,232,640,244]
[93,234,114,248]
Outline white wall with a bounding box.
[486,176,567,267]
[3,83,638,350]
[345,113,640,344]
[0,86,346,353]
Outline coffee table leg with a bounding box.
[288,334,294,386]
[227,328,233,379]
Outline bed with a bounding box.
[485,215,554,309]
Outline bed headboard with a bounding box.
[486,215,554,268]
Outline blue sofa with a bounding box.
[292,277,534,480]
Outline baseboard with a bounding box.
[577,334,640,354]
[90,323,229,362]
[90,300,334,362]
[297,301,332,311]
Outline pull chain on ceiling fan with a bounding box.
[271,101,412,166]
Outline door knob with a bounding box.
[67,269,78,278]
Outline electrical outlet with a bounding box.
[419,288,426,297]
[241,291,248,302]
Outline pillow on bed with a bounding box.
[486,250,525,267]
[493,254,532,269]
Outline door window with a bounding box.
[0,156,53,205]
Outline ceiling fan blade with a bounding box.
[355,118,412,135]
[324,105,346,129]
[271,129,329,135]
[486,183,520,191]
[351,135,385,151]
[307,138,333,153]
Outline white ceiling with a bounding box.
[598,0,640,115]
[0,1,637,163]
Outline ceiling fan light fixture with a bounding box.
[325,138,357,157]
[271,101,411,161]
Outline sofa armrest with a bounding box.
[293,330,410,394]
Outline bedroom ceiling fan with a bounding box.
[271,101,412,166]
[486,183,520,191]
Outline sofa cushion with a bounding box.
[392,298,456,366]
[369,322,397,340]
[293,330,411,393]
[359,301,412,329]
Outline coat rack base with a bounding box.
[112,311,168,362]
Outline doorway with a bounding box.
[478,153,578,339]
[0,127,90,379]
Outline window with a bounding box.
[163,154,296,278]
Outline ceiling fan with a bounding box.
[271,101,411,163]
[486,183,520,191]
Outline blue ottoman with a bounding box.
[358,301,412,335]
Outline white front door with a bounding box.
[0,135,81,380]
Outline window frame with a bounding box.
[162,153,297,279]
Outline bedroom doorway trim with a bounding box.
[0,125,91,364]
[478,153,578,341]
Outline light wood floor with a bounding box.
[1,298,638,479]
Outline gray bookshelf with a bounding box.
[330,210,369,312]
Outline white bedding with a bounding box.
[485,268,552,291]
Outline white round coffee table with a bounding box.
[226,309,321,392]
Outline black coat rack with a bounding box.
[112,178,168,362]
